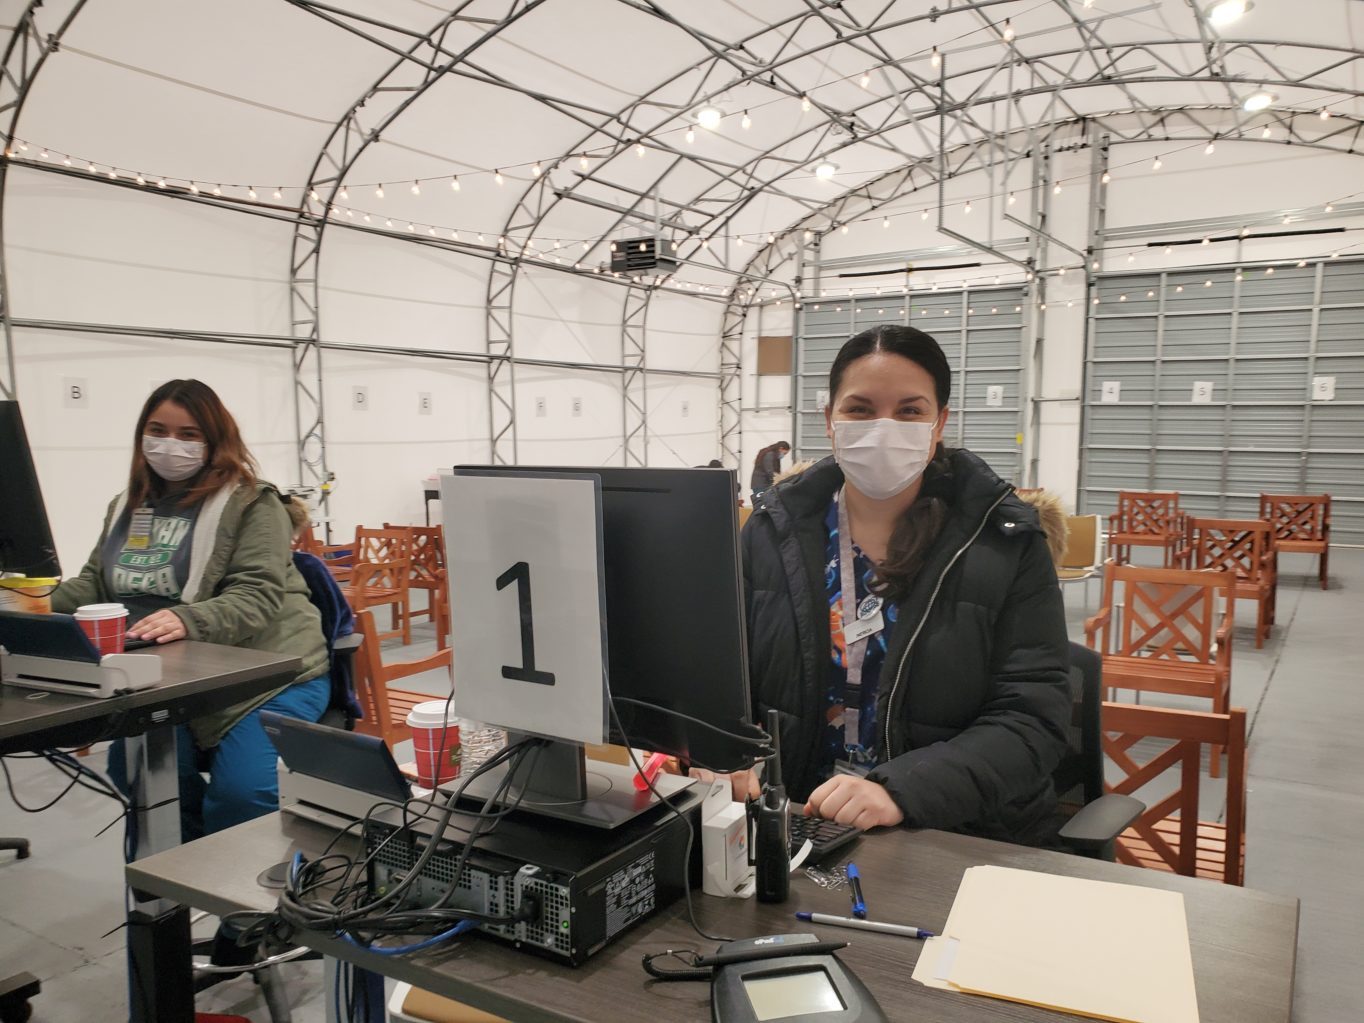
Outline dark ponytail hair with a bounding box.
[829,325,953,603]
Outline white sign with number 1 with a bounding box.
[442,470,609,745]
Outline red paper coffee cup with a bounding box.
[73,603,129,656]
[408,700,461,788]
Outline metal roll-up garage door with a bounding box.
[1080,258,1364,544]
[796,286,1026,484]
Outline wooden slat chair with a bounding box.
[1178,517,1277,649]
[1103,702,1247,886]
[1259,493,1330,591]
[385,522,449,650]
[343,526,413,645]
[351,609,452,750]
[1107,490,1184,567]
[1085,562,1234,776]
[292,524,356,583]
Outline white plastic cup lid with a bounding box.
[74,603,129,620]
[407,699,458,729]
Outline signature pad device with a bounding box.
[711,933,887,1023]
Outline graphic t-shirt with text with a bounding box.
[102,493,202,623]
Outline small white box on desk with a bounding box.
[1,652,162,698]
[701,778,755,899]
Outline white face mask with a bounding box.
[833,418,937,500]
[142,435,207,482]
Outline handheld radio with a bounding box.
[749,708,791,903]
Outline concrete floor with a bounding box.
[2,550,1360,1021]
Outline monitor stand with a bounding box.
[450,735,695,830]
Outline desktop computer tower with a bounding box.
[363,788,702,966]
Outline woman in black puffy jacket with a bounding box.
[738,325,1070,845]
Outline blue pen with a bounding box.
[847,862,867,919]
[795,911,936,940]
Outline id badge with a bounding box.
[127,507,154,551]
[843,610,884,646]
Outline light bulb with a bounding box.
[532,162,542,177]
[189,182,200,194]
[273,187,283,200]
[1176,285,1184,292]
[1283,215,1291,224]
[376,184,385,199]
[685,127,695,144]
[411,180,421,195]
[450,175,460,191]
[1120,294,1127,302]
[248,186,257,199]
[1242,89,1275,112]
[1053,182,1062,194]
[841,224,849,235]
[1093,260,1100,269]
[386,218,394,227]
[88,162,97,173]
[428,226,436,235]
[1262,125,1272,138]
[213,185,222,196]
[309,189,319,201]
[804,229,814,241]
[964,200,973,214]
[635,143,645,157]
[1153,156,1162,170]
[921,209,929,220]
[1207,0,1250,28]
[814,159,838,181]
[768,233,775,243]
[1325,203,1334,212]
[136,174,146,185]
[407,223,415,232]
[1059,266,1067,277]
[1164,245,1173,254]
[1205,140,1216,155]
[1266,266,1274,274]
[1128,253,1135,262]
[339,186,349,200]
[736,235,744,246]
[62,156,71,166]
[1007,192,1016,205]
[495,169,505,185]
[1002,20,1014,41]
[883,217,890,229]
[930,46,941,69]
[1320,108,1331,120]
[38,149,46,159]
[860,71,871,88]
[1101,171,1111,184]
[1297,260,1307,267]
[1148,289,1155,297]
[1202,236,1210,245]
[1205,279,1213,287]
[801,94,811,112]
[742,110,752,130]
[696,105,723,130]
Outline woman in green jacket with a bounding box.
[52,379,330,841]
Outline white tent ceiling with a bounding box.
[2,0,1363,293]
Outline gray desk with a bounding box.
[1,642,301,1023]
[128,812,1298,1023]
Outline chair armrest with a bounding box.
[1083,608,1111,648]
[333,633,363,655]
[1057,794,1146,853]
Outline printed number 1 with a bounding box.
[496,561,556,686]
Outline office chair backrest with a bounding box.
[292,550,362,728]
[1054,642,1104,808]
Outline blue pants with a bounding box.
[108,674,330,842]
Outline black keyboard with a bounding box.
[789,814,859,861]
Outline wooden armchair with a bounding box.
[1259,493,1330,590]
[1103,702,1248,886]
[351,609,452,750]
[1085,562,1234,776]
[292,524,355,583]
[343,527,413,645]
[1178,518,1277,649]
[1107,490,1184,567]
[385,522,449,650]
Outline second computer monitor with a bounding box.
[452,464,756,773]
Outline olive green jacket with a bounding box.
[51,482,329,747]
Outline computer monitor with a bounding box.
[0,401,60,578]
[444,465,764,827]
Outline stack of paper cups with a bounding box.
[73,603,129,656]
[407,700,462,788]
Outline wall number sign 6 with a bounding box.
[496,561,557,686]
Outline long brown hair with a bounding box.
[127,380,258,510]
[829,326,952,604]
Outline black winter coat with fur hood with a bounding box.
[740,449,1070,845]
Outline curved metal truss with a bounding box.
[0,0,89,399]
